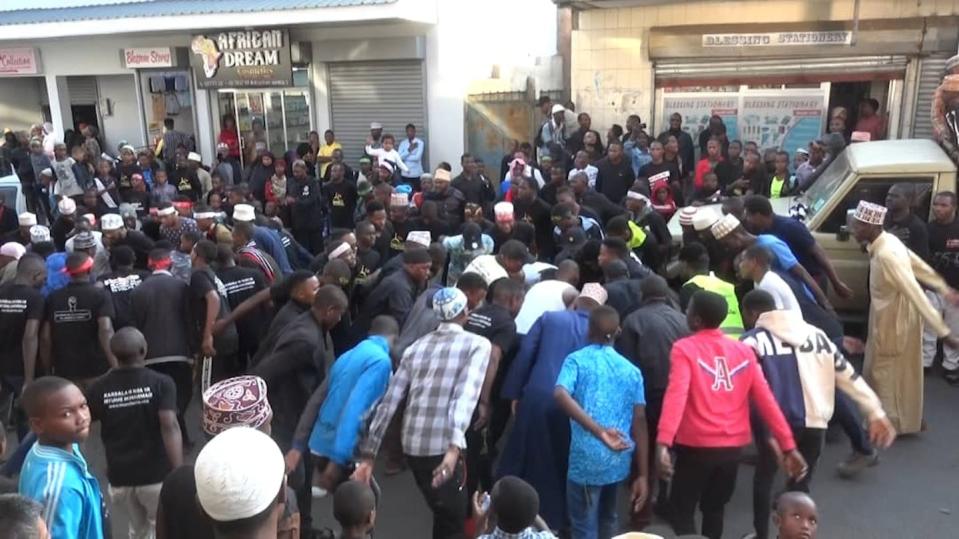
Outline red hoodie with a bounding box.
[657,329,796,452]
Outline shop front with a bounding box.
[190,28,313,168]
[123,46,197,154]
[649,19,959,152]
[0,47,45,132]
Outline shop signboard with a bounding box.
[702,31,852,48]
[662,94,740,142]
[0,48,40,75]
[190,29,292,89]
[123,47,174,68]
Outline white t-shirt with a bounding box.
[757,271,801,314]
[515,279,576,334]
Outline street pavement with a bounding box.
[4,373,958,538]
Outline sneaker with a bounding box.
[944,369,959,385]
[837,449,879,478]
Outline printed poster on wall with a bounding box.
[739,95,825,153]
[662,95,739,143]
[190,29,292,89]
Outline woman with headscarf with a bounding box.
[245,152,276,204]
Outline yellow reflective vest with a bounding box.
[685,272,744,338]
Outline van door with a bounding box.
[811,175,934,313]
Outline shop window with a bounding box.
[817,177,933,234]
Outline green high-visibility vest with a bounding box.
[686,272,744,338]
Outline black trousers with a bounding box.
[464,399,511,509]
[631,390,666,529]
[752,427,824,539]
[407,454,466,539]
[294,228,324,256]
[668,445,742,539]
[148,361,193,444]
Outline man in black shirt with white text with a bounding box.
[0,253,45,439]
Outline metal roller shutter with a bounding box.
[912,53,950,140]
[66,76,98,105]
[655,55,909,86]
[329,61,427,167]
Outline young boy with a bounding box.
[769,151,793,199]
[86,328,182,539]
[473,476,556,539]
[554,306,648,539]
[18,376,105,539]
[150,168,176,207]
[690,171,722,206]
[365,134,409,176]
[773,492,818,539]
[331,481,376,539]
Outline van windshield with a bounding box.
[804,151,852,218]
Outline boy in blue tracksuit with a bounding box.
[18,376,105,539]
[740,290,894,539]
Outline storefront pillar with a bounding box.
[193,75,216,167]
[44,74,72,137]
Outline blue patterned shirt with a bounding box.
[556,344,645,486]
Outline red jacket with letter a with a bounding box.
[657,328,796,451]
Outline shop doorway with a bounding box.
[70,104,99,134]
[216,90,312,168]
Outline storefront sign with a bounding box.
[0,48,40,75]
[702,31,852,48]
[123,47,174,68]
[190,29,292,89]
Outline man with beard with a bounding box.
[425,169,465,229]
[101,213,154,270]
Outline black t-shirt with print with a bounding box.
[99,270,148,329]
[120,190,152,217]
[929,217,959,289]
[45,281,115,379]
[0,283,44,376]
[87,367,177,486]
[322,180,358,230]
[485,221,536,254]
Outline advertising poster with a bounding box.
[662,94,739,142]
[740,95,825,152]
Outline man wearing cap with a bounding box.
[116,145,143,195]
[287,160,325,255]
[442,222,494,285]
[41,251,118,386]
[538,104,567,159]
[488,202,535,254]
[850,200,959,434]
[386,192,414,259]
[230,203,293,276]
[67,226,110,281]
[192,205,232,249]
[186,152,212,197]
[2,212,36,246]
[156,375,294,539]
[499,283,608,530]
[354,287,491,538]
[170,152,203,203]
[425,169,466,229]
[51,197,77,251]
[0,241,25,286]
[101,213,154,270]
[711,212,832,312]
[323,162,358,230]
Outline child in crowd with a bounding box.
[473,476,555,539]
[554,306,648,539]
[365,134,409,176]
[651,181,677,221]
[51,142,83,201]
[773,492,818,539]
[769,151,794,199]
[691,171,723,206]
[331,481,377,539]
[150,168,176,207]
[18,376,105,539]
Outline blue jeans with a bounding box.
[566,480,618,539]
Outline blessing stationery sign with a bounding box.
[702,31,852,48]
[190,28,293,89]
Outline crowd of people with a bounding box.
[0,90,951,539]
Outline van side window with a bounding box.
[818,177,934,233]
